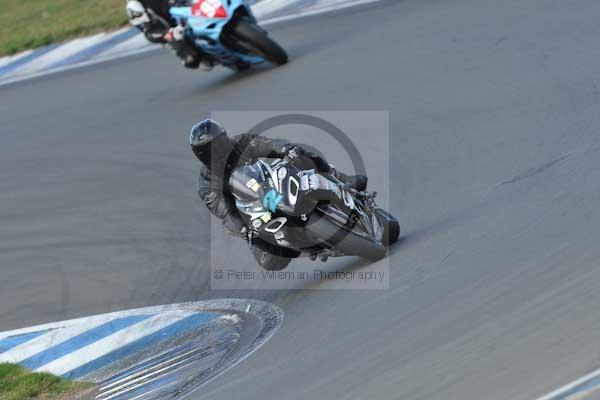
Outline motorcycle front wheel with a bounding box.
[304,211,387,261]
[374,208,400,246]
[230,20,288,66]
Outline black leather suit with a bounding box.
[197,133,331,269]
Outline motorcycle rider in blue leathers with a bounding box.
[126,0,205,69]
[190,119,367,270]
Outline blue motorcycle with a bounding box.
[168,0,288,70]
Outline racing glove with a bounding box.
[163,26,185,42]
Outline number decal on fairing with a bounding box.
[191,0,228,18]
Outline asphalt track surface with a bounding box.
[2,0,600,398]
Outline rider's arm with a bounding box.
[241,134,331,172]
[126,1,171,43]
[197,167,245,235]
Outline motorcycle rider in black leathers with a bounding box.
[190,119,368,270]
[126,0,204,69]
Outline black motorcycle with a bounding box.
[229,157,400,270]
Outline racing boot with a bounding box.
[167,36,202,69]
[199,57,215,71]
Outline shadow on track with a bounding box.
[180,28,361,95]
[187,64,276,93]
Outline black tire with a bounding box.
[261,256,291,271]
[375,208,400,246]
[251,237,299,271]
[304,212,386,261]
[231,20,288,66]
[252,246,292,271]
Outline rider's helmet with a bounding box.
[126,1,151,27]
[190,119,233,168]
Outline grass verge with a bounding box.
[0,0,129,57]
[0,363,93,400]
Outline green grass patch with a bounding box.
[0,0,129,57]
[0,363,93,400]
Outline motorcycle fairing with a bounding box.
[169,0,264,64]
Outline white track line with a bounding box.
[96,34,156,59]
[252,0,295,16]
[16,33,108,75]
[260,0,385,25]
[0,50,34,69]
[536,368,600,400]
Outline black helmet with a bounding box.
[189,119,232,167]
